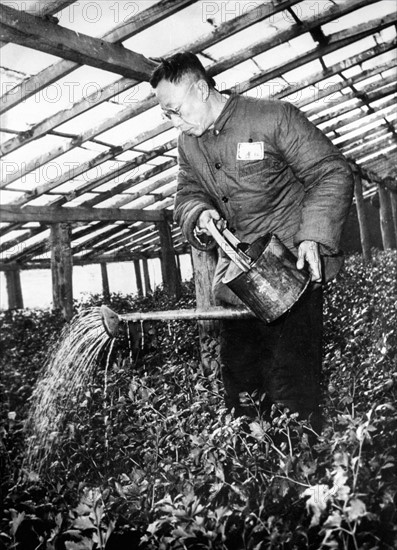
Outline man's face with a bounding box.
[155,77,211,137]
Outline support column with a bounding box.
[134,259,143,297]
[5,268,23,309]
[390,190,397,244]
[353,170,372,262]
[191,246,219,373]
[142,258,152,295]
[378,184,396,249]
[157,218,181,299]
[50,223,73,321]
[100,262,110,302]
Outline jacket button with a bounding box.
[230,227,236,233]
[215,162,222,169]
[214,129,220,136]
[221,196,228,203]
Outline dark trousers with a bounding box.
[219,287,323,427]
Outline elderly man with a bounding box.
[150,52,353,430]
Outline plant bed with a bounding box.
[0,252,396,549]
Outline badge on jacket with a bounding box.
[236,142,264,161]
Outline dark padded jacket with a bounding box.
[174,94,354,304]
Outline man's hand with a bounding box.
[195,209,225,236]
[297,240,322,282]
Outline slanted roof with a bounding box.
[1,0,396,270]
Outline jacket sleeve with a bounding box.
[275,102,354,255]
[173,138,217,251]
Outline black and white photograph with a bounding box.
[0,1,396,548]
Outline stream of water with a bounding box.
[25,307,114,474]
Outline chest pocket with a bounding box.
[238,155,284,180]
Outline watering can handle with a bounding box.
[206,219,252,272]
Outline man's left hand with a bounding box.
[296,240,322,282]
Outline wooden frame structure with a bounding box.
[0,0,396,318]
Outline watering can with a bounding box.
[100,221,310,338]
[206,219,310,324]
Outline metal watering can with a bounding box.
[99,222,311,339]
[206,219,310,323]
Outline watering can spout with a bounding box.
[100,305,120,338]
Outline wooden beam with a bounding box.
[0,0,295,143]
[0,241,192,271]
[209,0,381,79]
[390,191,397,245]
[0,77,137,156]
[353,169,372,263]
[51,152,175,210]
[5,268,24,309]
[100,263,110,302]
[307,72,397,118]
[0,0,75,49]
[74,225,147,259]
[0,5,157,80]
[142,258,152,295]
[167,0,301,58]
[348,137,397,167]
[2,2,390,195]
[0,226,43,255]
[0,205,172,223]
[134,259,143,297]
[191,246,220,371]
[232,29,396,96]
[353,165,397,194]
[4,2,391,196]
[3,221,111,264]
[157,217,181,299]
[378,185,396,249]
[327,104,397,145]
[79,144,176,208]
[0,0,195,115]
[311,89,397,133]
[0,100,167,193]
[50,223,73,320]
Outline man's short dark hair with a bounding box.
[150,52,216,89]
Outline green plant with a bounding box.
[1,253,396,549]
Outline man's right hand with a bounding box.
[195,209,225,236]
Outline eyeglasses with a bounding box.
[161,81,195,121]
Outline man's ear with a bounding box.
[197,79,210,102]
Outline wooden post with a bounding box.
[157,219,181,299]
[175,252,182,282]
[5,268,23,309]
[378,184,396,249]
[191,246,219,374]
[390,190,397,244]
[353,170,372,262]
[134,259,143,297]
[50,223,73,321]
[100,262,110,301]
[142,258,152,295]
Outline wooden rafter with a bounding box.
[232,18,396,95]
[0,0,196,114]
[52,159,177,210]
[0,5,158,80]
[0,205,173,223]
[0,0,75,49]
[207,0,381,78]
[0,0,396,271]
[1,96,165,189]
[309,79,397,127]
[2,0,390,195]
[0,0,300,154]
[310,93,397,135]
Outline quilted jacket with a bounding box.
[174,94,354,304]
